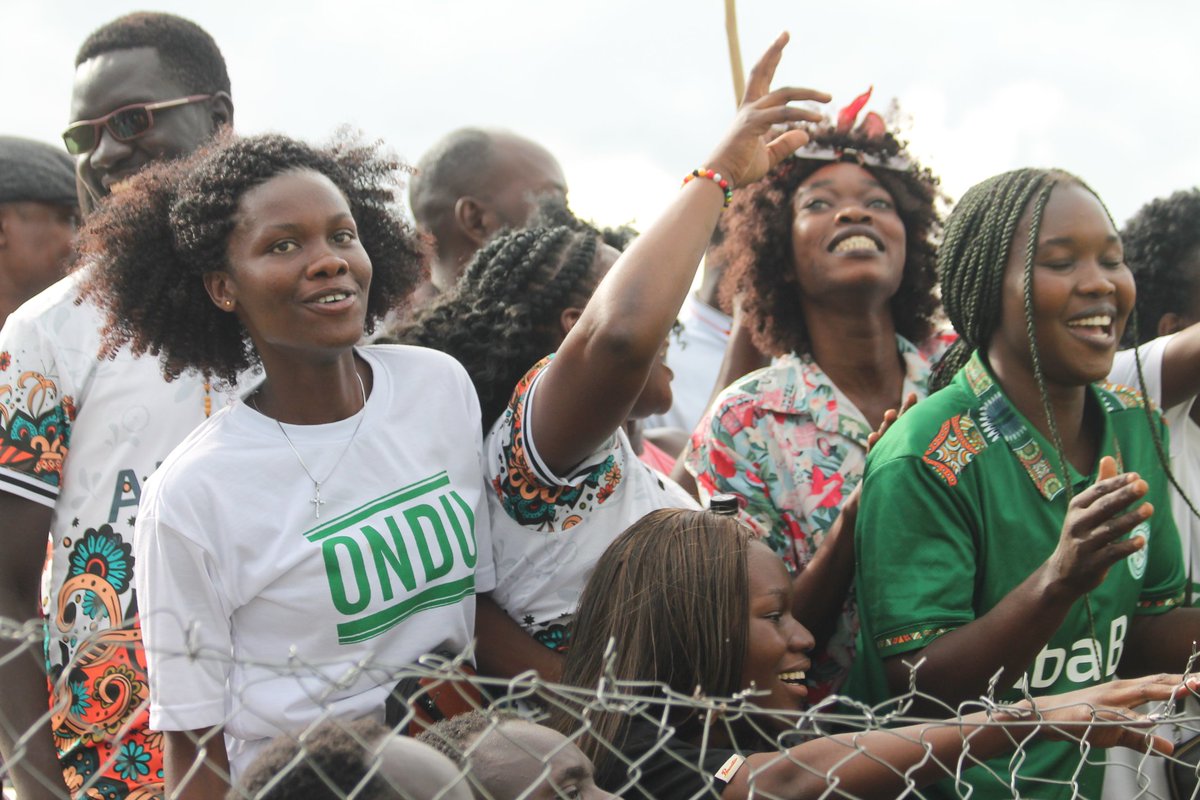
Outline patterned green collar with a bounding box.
[958,351,1127,501]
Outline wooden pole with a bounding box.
[724,0,746,106]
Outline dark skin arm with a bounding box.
[474,593,563,682]
[164,728,230,800]
[1120,607,1200,676]
[529,34,829,477]
[881,457,1153,714]
[791,394,914,648]
[0,493,65,800]
[1152,319,1200,411]
[722,674,1192,800]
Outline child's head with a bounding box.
[79,132,425,384]
[1120,188,1200,342]
[231,718,472,800]
[933,168,1131,392]
[419,710,615,800]
[718,101,942,357]
[556,509,814,770]
[398,214,618,428]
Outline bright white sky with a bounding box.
[2,0,1198,229]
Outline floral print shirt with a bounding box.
[686,333,952,702]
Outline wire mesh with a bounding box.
[2,614,1200,800]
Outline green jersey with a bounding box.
[846,352,1185,799]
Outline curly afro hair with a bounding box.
[717,122,943,358]
[77,132,426,385]
[1121,188,1200,344]
[395,207,605,430]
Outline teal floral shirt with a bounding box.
[686,333,952,701]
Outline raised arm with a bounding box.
[530,33,829,475]
[1154,322,1200,409]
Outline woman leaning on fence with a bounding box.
[76,132,493,798]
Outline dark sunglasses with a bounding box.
[62,94,213,155]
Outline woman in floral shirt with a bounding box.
[687,93,951,702]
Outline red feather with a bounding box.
[836,86,874,134]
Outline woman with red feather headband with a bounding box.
[686,89,951,703]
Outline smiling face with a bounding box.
[69,47,227,204]
[740,542,814,721]
[207,169,371,370]
[988,181,1134,389]
[789,161,906,306]
[472,721,617,800]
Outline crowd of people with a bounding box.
[2,10,1200,800]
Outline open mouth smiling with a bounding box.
[828,229,884,255]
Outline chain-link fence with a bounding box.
[3,614,1200,799]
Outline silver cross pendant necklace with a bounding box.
[250,369,367,519]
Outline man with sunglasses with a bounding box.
[0,13,234,799]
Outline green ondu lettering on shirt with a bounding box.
[322,535,372,615]
[305,472,478,644]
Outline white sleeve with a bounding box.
[135,507,234,732]
[1108,334,1173,408]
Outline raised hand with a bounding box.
[1045,455,1153,598]
[1026,673,1199,754]
[704,32,830,188]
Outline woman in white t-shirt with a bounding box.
[78,133,493,798]
[400,34,831,682]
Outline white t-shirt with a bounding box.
[486,356,698,651]
[136,344,494,777]
[1104,333,1200,800]
[645,293,732,434]
[0,269,230,782]
[1109,334,1200,583]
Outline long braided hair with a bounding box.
[933,168,1196,523]
[396,223,602,429]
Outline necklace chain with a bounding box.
[250,370,367,519]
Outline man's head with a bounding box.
[0,136,79,312]
[419,711,615,800]
[68,12,233,206]
[409,129,566,289]
[231,718,473,800]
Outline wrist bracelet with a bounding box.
[682,168,732,208]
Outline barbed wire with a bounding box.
[3,614,1200,800]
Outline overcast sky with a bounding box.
[3,0,1198,229]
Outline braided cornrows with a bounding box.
[397,224,603,429]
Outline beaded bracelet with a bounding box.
[682,168,732,208]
